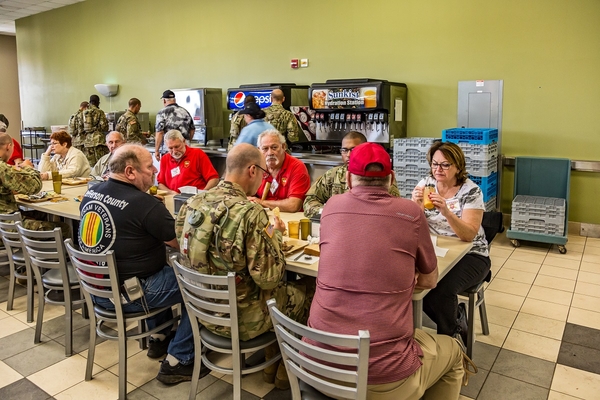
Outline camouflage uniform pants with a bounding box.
[83,145,109,167]
[21,210,71,239]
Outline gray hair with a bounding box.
[106,131,124,143]
[350,164,391,188]
[109,144,145,173]
[164,129,185,142]
[257,130,285,147]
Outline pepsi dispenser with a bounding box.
[308,79,407,147]
[172,88,224,146]
[226,83,311,141]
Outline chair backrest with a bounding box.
[482,211,504,245]
[267,299,370,400]
[64,238,124,317]
[0,213,24,256]
[171,255,240,343]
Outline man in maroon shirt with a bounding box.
[157,130,219,194]
[249,130,310,212]
[307,143,464,399]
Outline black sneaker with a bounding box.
[456,303,469,347]
[147,332,174,359]
[156,360,210,385]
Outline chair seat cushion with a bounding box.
[11,249,25,264]
[299,380,335,400]
[93,304,149,320]
[200,327,276,350]
[42,263,79,286]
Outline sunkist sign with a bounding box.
[311,86,378,109]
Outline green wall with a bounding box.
[15,0,600,223]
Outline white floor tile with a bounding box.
[521,298,569,321]
[0,360,23,390]
[27,354,103,396]
[551,364,600,399]
[534,275,576,292]
[568,307,600,331]
[539,265,579,281]
[543,255,581,270]
[503,329,561,362]
[527,285,573,306]
[512,312,566,340]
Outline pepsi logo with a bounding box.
[233,92,246,107]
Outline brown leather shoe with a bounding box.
[263,343,280,384]
[274,361,290,390]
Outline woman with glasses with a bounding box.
[411,141,490,345]
[38,130,91,180]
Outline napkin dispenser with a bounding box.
[173,193,194,214]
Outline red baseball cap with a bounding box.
[347,143,392,177]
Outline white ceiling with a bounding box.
[0,0,86,35]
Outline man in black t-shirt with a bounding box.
[79,144,204,385]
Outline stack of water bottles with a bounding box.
[392,137,438,198]
[442,128,499,211]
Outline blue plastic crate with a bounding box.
[469,172,498,202]
[442,128,498,145]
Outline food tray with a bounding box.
[62,177,92,185]
[15,193,67,203]
[282,239,308,256]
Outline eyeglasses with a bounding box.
[50,141,60,145]
[259,145,281,153]
[431,162,452,170]
[250,164,269,176]
[340,147,355,154]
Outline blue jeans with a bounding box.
[94,265,194,365]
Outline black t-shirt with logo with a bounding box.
[79,178,176,283]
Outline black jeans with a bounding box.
[423,253,491,336]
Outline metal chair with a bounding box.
[64,239,179,400]
[459,210,504,358]
[0,212,34,322]
[267,299,370,400]
[17,223,85,356]
[171,255,280,400]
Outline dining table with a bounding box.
[16,187,472,328]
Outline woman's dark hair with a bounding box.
[427,141,468,185]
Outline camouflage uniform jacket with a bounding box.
[82,105,108,148]
[155,103,194,153]
[0,161,43,214]
[175,180,287,341]
[264,104,300,144]
[68,109,85,148]
[227,112,248,150]
[116,110,146,144]
[303,164,402,218]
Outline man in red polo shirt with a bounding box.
[157,130,219,194]
[249,130,310,212]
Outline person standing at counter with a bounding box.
[264,89,302,149]
[38,130,91,180]
[411,141,490,345]
[307,142,464,399]
[227,94,255,150]
[82,95,109,166]
[68,101,89,152]
[154,90,195,161]
[235,103,275,147]
[249,130,310,212]
[157,130,219,194]
[116,97,148,144]
[90,131,124,180]
[303,131,401,218]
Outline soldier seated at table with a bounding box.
[90,131,124,180]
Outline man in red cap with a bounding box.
[306,142,465,399]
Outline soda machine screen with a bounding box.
[227,90,273,110]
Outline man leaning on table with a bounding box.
[303,131,401,218]
[79,144,196,384]
[90,131,124,180]
[157,129,219,194]
[249,130,310,212]
[306,142,465,400]
[175,143,314,389]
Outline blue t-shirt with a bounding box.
[236,119,276,147]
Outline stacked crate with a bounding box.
[511,195,566,236]
[393,137,438,198]
[442,128,499,211]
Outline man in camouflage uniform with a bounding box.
[82,95,109,166]
[0,133,69,235]
[227,94,255,150]
[176,143,313,389]
[116,98,147,144]
[264,89,303,149]
[154,90,195,161]
[303,131,401,218]
[68,101,89,152]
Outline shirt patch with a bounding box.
[184,160,191,168]
[281,177,287,186]
[79,201,116,254]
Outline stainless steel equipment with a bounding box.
[172,88,224,145]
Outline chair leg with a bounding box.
[34,288,45,344]
[65,296,73,356]
[118,333,128,400]
[478,290,490,336]
[189,352,202,400]
[6,266,15,311]
[85,317,97,381]
[466,293,476,359]
[233,352,242,400]
[26,268,34,323]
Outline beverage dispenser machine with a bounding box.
[172,88,224,146]
[308,79,407,147]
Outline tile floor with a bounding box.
[1,231,600,399]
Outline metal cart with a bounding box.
[506,157,571,254]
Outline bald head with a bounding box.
[271,89,284,104]
[227,144,264,175]
[109,144,146,174]
[0,133,13,162]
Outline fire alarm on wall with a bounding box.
[291,59,299,69]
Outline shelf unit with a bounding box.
[20,127,49,165]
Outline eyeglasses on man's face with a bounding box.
[249,164,269,176]
[340,147,355,154]
[431,162,452,170]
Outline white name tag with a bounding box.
[446,198,461,213]
[171,166,180,177]
[270,179,279,194]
